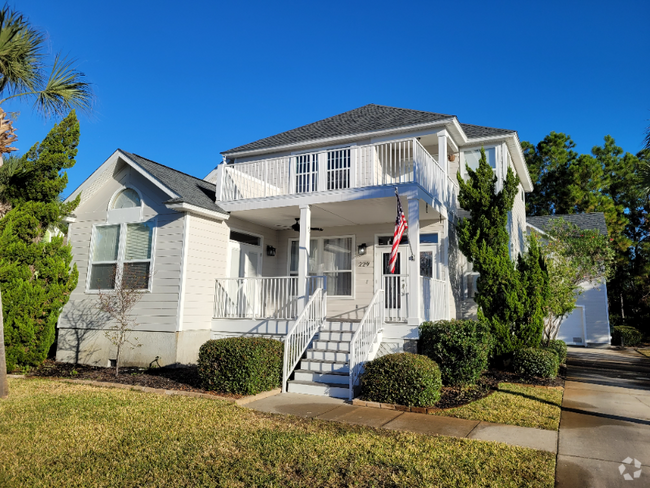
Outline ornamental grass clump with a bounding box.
[419,319,493,386]
[360,353,442,407]
[513,348,559,379]
[197,337,283,395]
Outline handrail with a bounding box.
[282,288,326,392]
[348,289,384,400]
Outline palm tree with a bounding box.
[0,5,93,399]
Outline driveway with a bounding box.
[556,347,650,487]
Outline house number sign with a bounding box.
[357,261,370,267]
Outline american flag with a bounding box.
[389,189,408,274]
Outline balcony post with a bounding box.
[297,204,311,314]
[215,163,224,202]
[407,197,421,326]
[437,130,448,176]
[317,151,327,192]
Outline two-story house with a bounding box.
[57,104,532,398]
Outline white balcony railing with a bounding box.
[213,276,326,320]
[421,277,449,323]
[219,138,453,208]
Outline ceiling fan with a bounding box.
[291,218,323,232]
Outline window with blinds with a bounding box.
[88,220,155,291]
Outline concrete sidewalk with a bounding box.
[244,392,558,453]
[556,347,650,487]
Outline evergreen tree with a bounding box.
[0,112,79,371]
[457,149,549,357]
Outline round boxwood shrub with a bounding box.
[419,319,493,386]
[543,339,568,365]
[197,337,283,395]
[360,353,442,407]
[611,326,643,347]
[513,348,559,379]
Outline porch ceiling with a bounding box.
[230,198,441,230]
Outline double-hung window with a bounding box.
[88,188,155,291]
[89,222,154,290]
[463,147,496,172]
[289,236,353,297]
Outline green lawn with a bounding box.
[432,383,563,430]
[0,379,555,487]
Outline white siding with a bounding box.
[60,164,184,335]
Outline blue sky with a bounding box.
[13,0,650,196]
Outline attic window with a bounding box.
[112,188,141,209]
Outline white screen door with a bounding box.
[376,249,407,321]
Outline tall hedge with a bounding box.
[0,112,80,371]
[457,148,550,356]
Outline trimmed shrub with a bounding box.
[419,319,493,386]
[611,326,643,347]
[543,339,568,365]
[197,337,283,395]
[513,348,559,379]
[360,353,442,407]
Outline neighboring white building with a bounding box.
[527,213,611,347]
[57,104,533,398]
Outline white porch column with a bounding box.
[298,205,311,313]
[407,197,421,326]
[437,130,448,176]
[443,216,451,319]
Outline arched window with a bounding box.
[112,188,141,209]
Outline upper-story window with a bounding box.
[463,147,496,172]
[112,188,141,209]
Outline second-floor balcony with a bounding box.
[216,138,459,211]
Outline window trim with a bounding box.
[287,234,355,299]
[85,219,157,294]
[460,145,498,179]
[107,186,145,223]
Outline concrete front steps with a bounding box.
[286,320,358,399]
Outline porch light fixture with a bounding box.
[266,245,276,257]
[358,243,367,256]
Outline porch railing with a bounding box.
[421,277,449,323]
[282,287,327,392]
[220,138,453,208]
[348,289,384,400]
[213,276,326,320]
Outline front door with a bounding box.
[228,241,263,317]
[376,247,408,321]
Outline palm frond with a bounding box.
[32,54,93,117]
[0,6,44,95]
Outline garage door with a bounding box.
[557,306,585,346]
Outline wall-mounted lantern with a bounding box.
[266,245,276,257]
[358,243,367,256]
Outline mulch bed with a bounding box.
[28,360,567,409]
[28,360,243,399]
[431,366,567,410]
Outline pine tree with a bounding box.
[0,112,79,371]
[457,148,549,357]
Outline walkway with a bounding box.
[244,392,558,453]
[556,347,650,487]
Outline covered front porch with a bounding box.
[211,192,452,341]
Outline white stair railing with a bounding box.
[348,290,384,400]
[282,288,327,392]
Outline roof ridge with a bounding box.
[370,103,455,118]
[120,149,214,187]
[460,121,515,133]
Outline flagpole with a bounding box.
[395,187,416,261]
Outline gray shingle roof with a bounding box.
[527,213,608,236]
[222,104,516,155]
[120,150,226,214]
